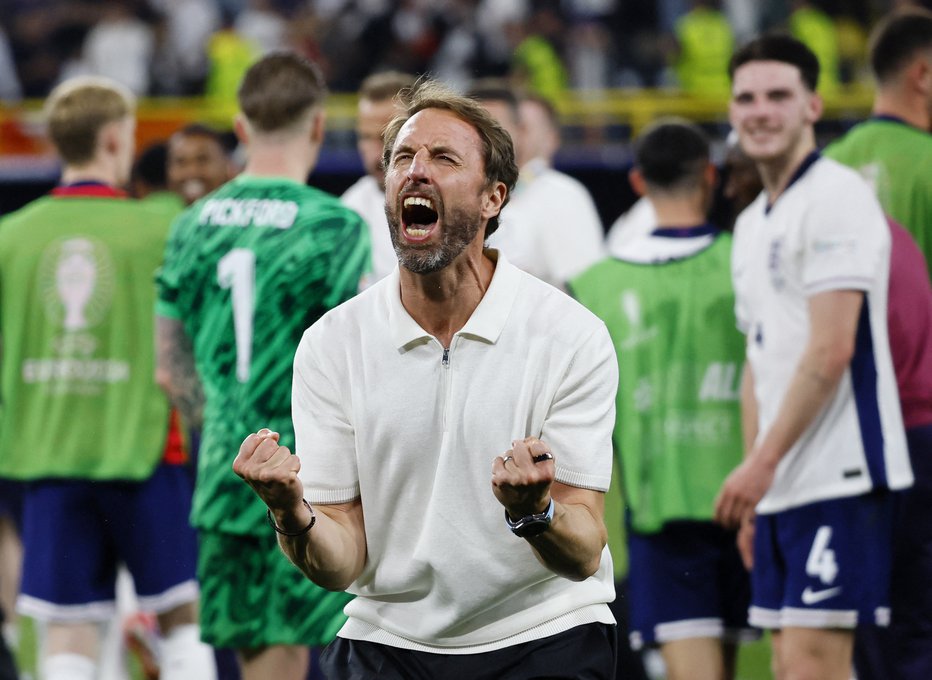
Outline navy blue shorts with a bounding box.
[320,622,617,680]
[18,464,199,622]
[750,491,894,630]
[627,521,756,649]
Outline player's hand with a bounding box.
[713,452,776,528]
[233,428,303,513]
[492,436,556,518]
[737,513,756,571]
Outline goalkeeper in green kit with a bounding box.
[155,51,370,680]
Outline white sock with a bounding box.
[44,652,97,680]
[160,624,216,680]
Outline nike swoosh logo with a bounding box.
[801,586,842,605]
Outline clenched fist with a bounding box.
[233,428,304,514]
[492,436,556,519]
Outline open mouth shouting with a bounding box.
[401,195,440,242]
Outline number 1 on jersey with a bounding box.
[217,248,256,383]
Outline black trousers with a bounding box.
[320,622,617,680]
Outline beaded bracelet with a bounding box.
[266,499,316,537]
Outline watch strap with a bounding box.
[505,498,554,537]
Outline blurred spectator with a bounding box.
[313,1,394,91]
[566,18,613,91]
[2,0,924,98]
[167,123,236,206]
[721,0,761,42]
[835,13,871,83]
[151,0,221,94]
[205,9,260,105]
[0,23,22,102]
[475,0,528,75]
[605,0,665,86]
[8,2,69,97]
[429,0,482,92]
[788,0,842,92]
[79,1,155,95]
[234,0,287,53]
[341,70,416,285]
[471,82,605,288]
[387,0,440,75]
[507,5,570,102]
[670,0,735,98]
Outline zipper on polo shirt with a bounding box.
[440,341,456,430]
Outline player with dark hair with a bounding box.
[714,34,912,680]
[167,123,235,206]
[573,120,754,680]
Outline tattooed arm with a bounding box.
[155,315,205,431]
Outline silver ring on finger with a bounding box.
[502,455,514,465]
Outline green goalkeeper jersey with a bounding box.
[825,117,932,275]
[157,175,370,535]
[0,192,172,481]
[571,230,745,533]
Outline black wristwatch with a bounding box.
[505,498,554,538]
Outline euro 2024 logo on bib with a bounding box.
[38,236,115,342]
[618,290,658,351]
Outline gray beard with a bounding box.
[387,206,482,275]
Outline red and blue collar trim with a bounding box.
[51,181,127,199]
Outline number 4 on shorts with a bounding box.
[805,526,839,585]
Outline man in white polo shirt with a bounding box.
[234,79,619,679]
[713,35,912,680]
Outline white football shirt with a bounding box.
[732,154,912,514]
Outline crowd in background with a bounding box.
[0,0,928,104]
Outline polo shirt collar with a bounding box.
[386,249,521,350]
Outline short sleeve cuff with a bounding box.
[304,485,360,505]
[554,467,611,493]
[804,275,873,296]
